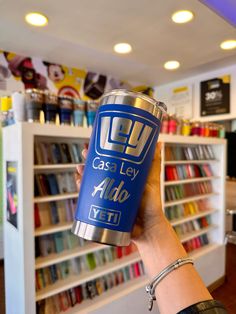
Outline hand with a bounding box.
[75,143,166,241]
[131,142,166,239]
[75,149,88,192]
[75,146,214,314]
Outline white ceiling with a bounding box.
[0,0,236,86]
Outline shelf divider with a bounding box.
[164,160,218,165]
[35,222,72,236]
[34,192,78,203]
[34,164,80,171]
[164,176,220,186]
[164,193,218,207]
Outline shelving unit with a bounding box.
[36,252,141,301]
[179,225,217,243]
[170,208,218,227]
[3,124,226,314]
[63,276,149,314]
[162,134,226,296]
[189,243,220,260]
[164,193,218,207]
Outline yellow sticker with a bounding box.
[220,75,230,84]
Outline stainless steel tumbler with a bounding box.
[72,89,166,246]
[25,89,44,122]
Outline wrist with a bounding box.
[133,217,188,278]
[133,215,174,247]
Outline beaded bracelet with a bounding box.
[146,257,194,311]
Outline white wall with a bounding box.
[154,64,236,122]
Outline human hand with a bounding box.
[131,142,166,240]
[75,146,214,314]
[75,149,88,192]
[75,143,166,241]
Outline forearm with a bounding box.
[133,216,212,314]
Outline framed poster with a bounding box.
[200,75,230,116]
[170,85,193,118]
[6,161,18,229]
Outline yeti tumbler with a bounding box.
[72,89,166,246]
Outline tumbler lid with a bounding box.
[25,88,44,94]
[44,91,58,105]
[100,89,167,117]
[25,89,44,103]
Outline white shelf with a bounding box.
[189,243,220,260]
[164,193,218,207]
[35,243,106,270]
[64,275,149,314]
[3,124,226,314]
[35,222,72,236]
[34,164,80,171]
[180,225,217,243]
[19,122,92,139]
[36,252,141,301]
[159,134,226,145]
[170,209,218,227]
[34,192,78,203]
[164,160,218,165]
[164,176,219,186]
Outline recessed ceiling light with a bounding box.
[220,39,236,50]
[114,43,132,54]
[172,10,194,24]
[25,12,48,27]
[164,60,180,70]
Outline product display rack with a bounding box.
[3,123,226,314]
[162,134,226,289]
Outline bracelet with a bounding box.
[145,257,194,311]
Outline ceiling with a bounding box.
[0,0,236,86]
